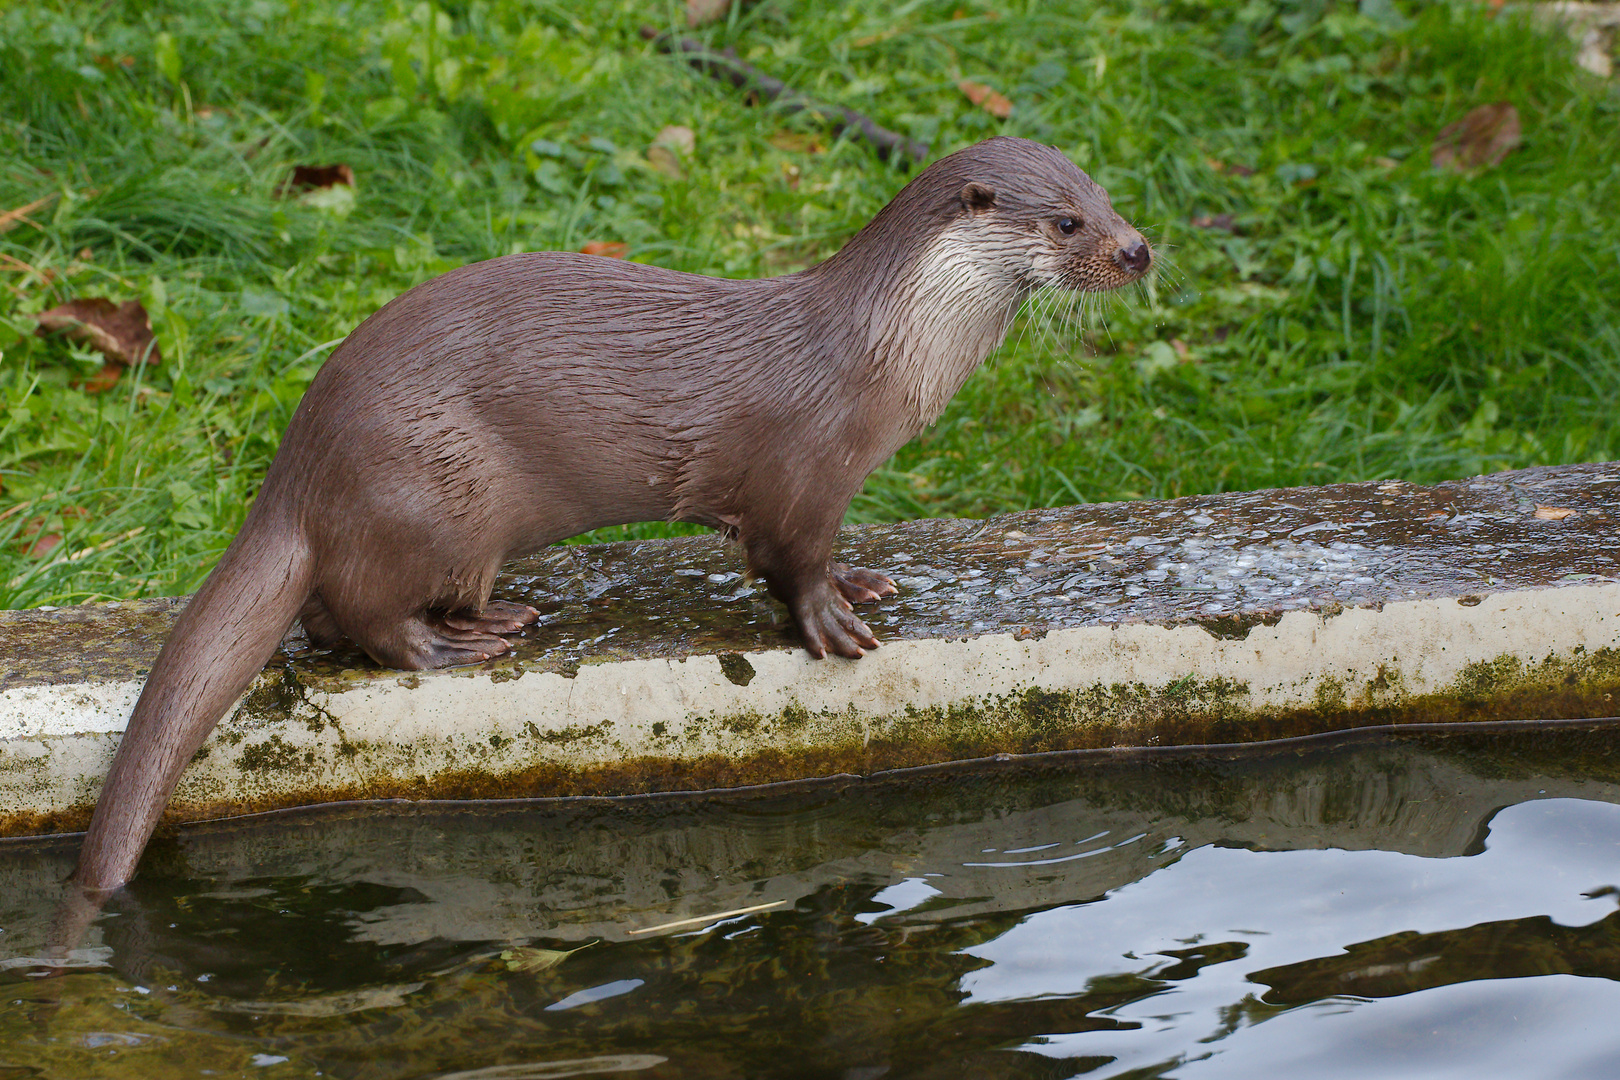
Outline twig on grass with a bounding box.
[0,193,59,234]
[8,526,146,588]
[639,27,929,165]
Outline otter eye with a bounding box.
[1057,216,1079,235]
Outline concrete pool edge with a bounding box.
[4,463,1619,837]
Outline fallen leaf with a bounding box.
[18,517,61,559]
[852,27,903,47]
[1170,338,1189,358]
[276,164,356,198]
[77,363,126,394]
[501,942,596,973]
[958,80,1013,119]
[28,533,62,559]
[34,297,162,368]
[1574,25,1614,77]
[646,146,682,178]
[1373,156,1400,169]
[1431,102,1521,172]
[647,125,696,179]
[769,131,825,153]
[1190,213,1237,232]
[653,125,696,156]
[686,0,732,26]
[1534,506,1576,520]
[580,241,629,258]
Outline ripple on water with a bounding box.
[1,725,1618,1077]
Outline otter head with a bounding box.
[948,138,1153,295]
[822,138,1155,427]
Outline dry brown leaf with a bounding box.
[769,131,826,153]
[686,0,731,27]
[34,298,161,376]
[646,146,683,179]
[1191,213,1237,232]
[19,517,62,559]
[647,125,696,178]
[580,241,629,258]
[501,941,596,973]
[78,362,127,393]
[959,80,1013,119]
[276,164,356,198]
[1534,506,1577,520]
[852,27,903,47]
[1431,102,1521,172]
[654,125,696,156]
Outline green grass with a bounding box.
[1,0,1615,608]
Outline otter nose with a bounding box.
[1113,239,1151,275]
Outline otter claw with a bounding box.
[795,589,880,659]
[441,601,541,635]
[831,563,898,605]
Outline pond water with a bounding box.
[2,722,1618,1079]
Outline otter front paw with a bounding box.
[792,585,880,660]
[831,562,898,604]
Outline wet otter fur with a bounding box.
[74,136,1152,891]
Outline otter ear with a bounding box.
[959,182,997,213]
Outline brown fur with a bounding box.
[74,137,1151,891]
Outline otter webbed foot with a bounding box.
[792,580,880,660]
[831,563,898,604]
[442,600,541,635]
[369,601,540,670]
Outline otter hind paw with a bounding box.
[441,600,541,635]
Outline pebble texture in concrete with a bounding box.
[1,463,1617,837]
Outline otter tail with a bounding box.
[75,519,315,892]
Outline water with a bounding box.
[2,723,1618,1079]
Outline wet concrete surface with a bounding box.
[3,464,1620,839]
[3,463,1616,689]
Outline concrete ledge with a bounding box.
[3,463,1618,838]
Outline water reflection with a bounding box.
[0,724,1617,1078]
[963,798,1620,1076]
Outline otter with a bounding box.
[73,137,1152,892]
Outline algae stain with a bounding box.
[1199,611,1286,641]
[530,720,613,746]
[239,734,316,774]
[1454,655,1526,701]
[718,653,756,687]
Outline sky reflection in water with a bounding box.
[964,798,1620,1078]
